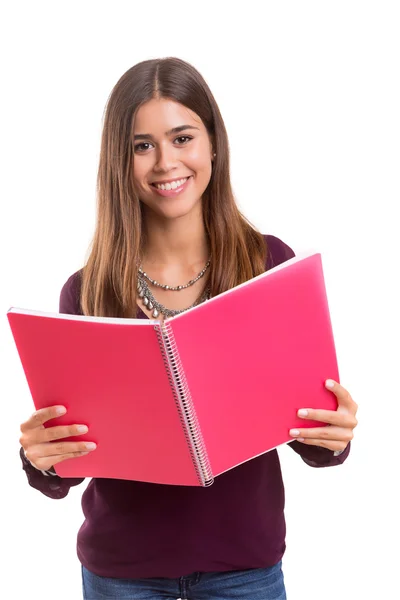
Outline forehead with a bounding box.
[133,98,204,132]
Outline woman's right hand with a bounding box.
[19,405,97,472]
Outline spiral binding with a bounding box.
[154,322,214,487]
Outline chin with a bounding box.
[141,196,203,221]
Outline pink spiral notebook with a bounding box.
[7,253,339,487]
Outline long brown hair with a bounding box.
[81,57,267,317]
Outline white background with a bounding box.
[1,1,399,598]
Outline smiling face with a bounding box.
[132,97,214,221]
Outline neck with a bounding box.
[141,208,209,268]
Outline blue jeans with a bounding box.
[82,562,286,599]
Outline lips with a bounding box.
[151,176,192,198]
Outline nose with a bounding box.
[153,143,178,173]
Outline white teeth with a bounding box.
[154,177,188,191]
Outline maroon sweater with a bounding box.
[20,234,350,579]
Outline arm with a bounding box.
[19,271,86,498]
[265,236,355,468]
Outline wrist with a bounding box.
[41,469,58,476]
[333,444,349,456]
[21,447,57,475]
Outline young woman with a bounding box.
[19,57,358,600]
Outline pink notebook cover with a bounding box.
[7,252,338,486]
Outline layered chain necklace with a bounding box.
[137,259,211,319]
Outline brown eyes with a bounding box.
[134,142,152,152]
[134,136,193,153]
[175,135,193,145]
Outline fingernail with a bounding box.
[56,406,67,415]
[77,425,88,433]
[325,379,335,388]
[290,429,300,436]
[298,409,308,417]
[85,442,96,450]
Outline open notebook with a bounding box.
[7,252,339,487]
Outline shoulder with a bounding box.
[59,269,83,315]
[263,234,296,270]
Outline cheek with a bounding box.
[132,161,148,189]
[186,143,212,174]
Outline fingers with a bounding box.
[297,408,358,428]
[295,380,359,428]
[290,423,353,452]
[325,380,358,414]
[19,405,91,448]
[20,405,67,433]
[291,437,349,453]
[290,425,354,443]
[20,423,90,447]
[26,450,91,472]
[24,441,97,472]
[19,406,96,472]
[287,380,358,453]
[45,451,91,469]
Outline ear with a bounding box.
[209,136,215,161]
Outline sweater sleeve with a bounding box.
[265,234,351,468]
[19,271,85,498]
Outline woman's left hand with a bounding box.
[289,379,358,452]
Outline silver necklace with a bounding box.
[137,259,211,318]
[138,260,210,290]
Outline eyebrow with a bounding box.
[133,125,200,141]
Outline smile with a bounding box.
[151,176,192,198]
[152,177,189,191]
